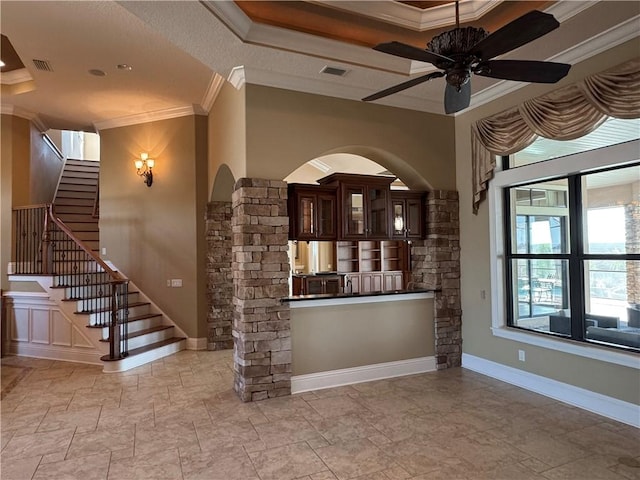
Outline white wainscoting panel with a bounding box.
[3,292,102,365]
[51,310,72,347]
[31,307,50,344]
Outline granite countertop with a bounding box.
[283,288,438,303]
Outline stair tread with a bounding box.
[127,312,163,322]
[101,324,174,342]
[62,290,139,301]
[86,312,163,328]
[126,337,186,356]
[77,300,149,314]
[101,337,185,361]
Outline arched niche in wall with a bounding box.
[283,145,433,191]
[210,163,236,202]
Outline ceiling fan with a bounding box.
[362,1,571,114]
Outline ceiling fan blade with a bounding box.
[469,10,560,60]
[475,60,571,83]
[444,81,471,114]
[373,41,453,65]
[363,71,445,102]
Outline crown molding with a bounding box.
[201,0,252,39]
[310,0,500,31]
[228,66,246,90]
[202,73,225,111]
[0,68,33,85]
[201,1,407,75]
[544,0,598,23]
[467,14,639,115]
[1,104,47,131]
[93,105,202,132]
[552,14,640,66]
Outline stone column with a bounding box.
[626,195,640,304]
[232,178,291,402]
[411,190,461,369]
[206,201,234,350]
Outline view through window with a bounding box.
[504,122,639,351]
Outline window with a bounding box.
[512,118,640,167]
[504,164,640,352]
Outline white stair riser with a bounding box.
[102,340,186,373]
[99,314,163,337]
[88,304,150,325]
[55,273,110,287]
[127,315,165,335]
[126,328,175,350]
[62,283,114,298]
[53,263,104,274]
[72,292,139,312]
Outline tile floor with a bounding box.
[1,350,639,480]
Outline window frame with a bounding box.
[488,139,640,369]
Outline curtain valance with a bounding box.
[472,58,640,214]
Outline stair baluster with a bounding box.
[11,204,129,360]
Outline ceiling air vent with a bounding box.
[320,66,348,77]
[32,59,53,72]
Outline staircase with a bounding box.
[51,268,186,372]
[54,159,100,252]
[9,160,187,372]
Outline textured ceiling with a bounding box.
[0,1,637,132]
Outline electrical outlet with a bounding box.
[166,279,171,287]
[101,247,107,255]
[518,350,526,362]
[171,279,183,288]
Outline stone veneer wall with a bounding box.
[626,200,640,304]
[411,190,461,369]
[232,178,291,402]
[206,201,234,350]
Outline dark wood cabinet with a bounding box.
[292,274,344,296]
[335,240,408,294]
[288,185,337,240]
[390,191,424,239]
[318,173,394,239]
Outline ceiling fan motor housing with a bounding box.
[428,26,488,89]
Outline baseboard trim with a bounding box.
[7,344,102,366]
[291,356,436,394]
[186,337,207,350]
[462,353,640,428]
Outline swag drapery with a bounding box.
[471,58,640,214]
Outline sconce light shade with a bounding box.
[134,153,154,187]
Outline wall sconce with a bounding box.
[134,152,154,187]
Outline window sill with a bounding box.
[491,326,640,369]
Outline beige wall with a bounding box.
[245,85,456,190]
[29,124,64,205]
[99,115,209,339]
[455,39,640,405]
[208,81,245,201]
[7,116,31,208]
[1,115,56,290]
[291,297,435,375]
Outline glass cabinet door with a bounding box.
[405,197,422,238]
[297,194,315,238]
[367,186,388,238]
[344,186,365,237]
[392,200,405,237]
[317,194,336,239]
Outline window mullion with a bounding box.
[568,175,585,340]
